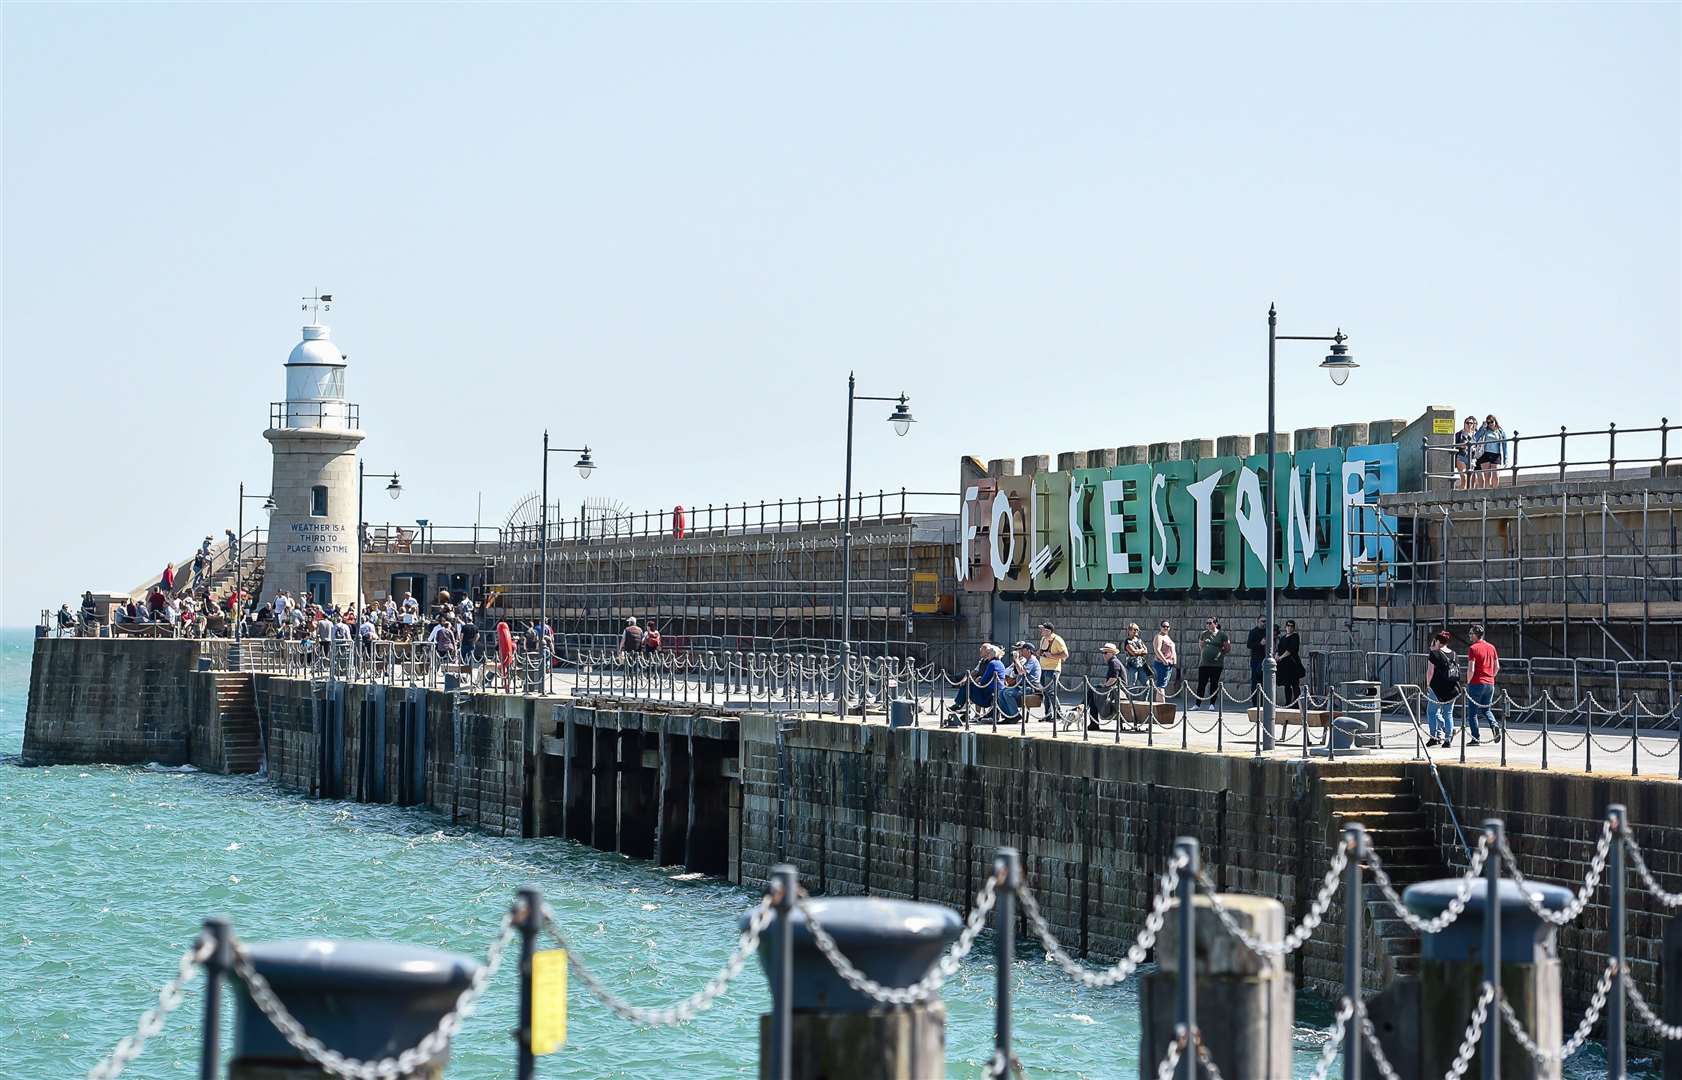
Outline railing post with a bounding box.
[199,916,230,1080]
[1607,804,1627,1080]
[994,849,1021,1074]
[1608,421,1618,477]
[770,864,797,1080]
[1343,825,1365,1080]
[1175,837,1199,1080]
[1481,819,1502,1080]
[1559,425,1568,482]
[516,886,542,1080]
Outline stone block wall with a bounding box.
[23,638,205,765]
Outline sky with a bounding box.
[3,3,1678,625]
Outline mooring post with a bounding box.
[1177,838,1198,1080]
[994,849,1021,1074]
[1607,805,1627,1079]
[1344,824,1365,1080]
[770,864,797,1080]
[200,916,230,1080]
[517,887,542,1080]
[1482,819,1501,1080]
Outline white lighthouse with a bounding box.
[262,295,365,609]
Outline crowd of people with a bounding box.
[944,615,1312,728]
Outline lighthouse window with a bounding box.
[311,486,329,517]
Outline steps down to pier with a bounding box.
[213,674,263,774]
[1322,774,1448,982]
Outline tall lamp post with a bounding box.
[1261,304,1357,749]
[357,462,403,615]
[838,373,916,718]
[538,431,596,671]
[234,482,276,642]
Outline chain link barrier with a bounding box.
[1367,833,1490,934]
[544,897,774,1026]
[1623,828,1682,908]
[1627,977,1682,1041]
[230,908,515,1080]
[1018,852,1187,989]
[1151,1027,1186,1080]
[86,935,213,1080]
[981,1048,1025,1078]
[1361,982,1493,1080]
[1193,1029,1225,1080]
[1499,957,1614,1064]
[800,876,998,1006]
[1304,999,1354,1080]
[1197,843,1347,958]
[1496,817,1614,926]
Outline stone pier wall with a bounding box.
[22,637,207,766]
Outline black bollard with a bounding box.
[230,939,483,1079]
[750,894,961,1080]
[201,917,231,1080]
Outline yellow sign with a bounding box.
[531,949,568,1055]
[1432,418,1455,435]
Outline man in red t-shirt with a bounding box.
[1465,624,1501,745]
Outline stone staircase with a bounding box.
[1322,773,1449,982]
[213,674,264,774]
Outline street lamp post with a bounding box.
[539,431,596,687]
[1262,304,1357,750]
[233,482,275,643]
[838,373,915,719]
[357,461,403,616]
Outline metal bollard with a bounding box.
[1141,846,1293,1080]
[770,865,796,1080]
[1483,819,1501,1080]
[516,887,543,1080]
[1607,806,1626,1079]
[229,939,484,1079]
[994,849,1021,1073]
[1344,825,1365,1080]
[751,890,959,1080]
[200,917,231,1080]
[1396,839,1571,1080]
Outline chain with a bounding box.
[1193,1028,1225,1080]
[547,896,773,1025]
[1152,1027,1186,1080]
[230,907,515,1080]
[1499,957,1614,1063]
[982,1048,1026,1078]
[801,876,998,1006]
[86,935,212,1080]
[1019,852,1186,988]
[1367,834,1490,934]
[1306,999,1355,1080]
[1197,844,1347,957]
[1497,818,1613,926]
[1627,977,1682,1040]
[1623,828,1682,908]
[1361,983,1491,1080]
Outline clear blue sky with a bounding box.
[4,3,1678,624]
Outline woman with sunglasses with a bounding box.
[1475,414,1506,488]
[1454,416,1478,489]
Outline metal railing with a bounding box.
[269,401,360,430]
[1422,418,1672,488]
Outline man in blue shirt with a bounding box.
[998,642,1042,719]
[949,643,1009,721]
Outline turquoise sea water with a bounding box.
[0,630,1636,1078]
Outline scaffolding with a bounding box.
[489,489,959,658]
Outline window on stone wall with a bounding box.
[311,486,328,517]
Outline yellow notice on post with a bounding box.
[1432,417,1455,435]
[531,949,568,1055]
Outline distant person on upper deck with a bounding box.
[1474,415,1506,488]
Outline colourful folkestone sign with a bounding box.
[957,444,1398,594]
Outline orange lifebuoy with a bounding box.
[673,505,686,539]
[496,621,514,672]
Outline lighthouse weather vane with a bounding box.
[301,288,334,321]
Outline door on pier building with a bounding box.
[991,596,1023,648]
[305,571,332,607]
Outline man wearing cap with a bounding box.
[1084,642,1124,729]
[998,642,1042,719]
[1037,622,1069,722]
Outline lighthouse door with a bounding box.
[305,571,333,607]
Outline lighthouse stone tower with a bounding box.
[263,315,365,609]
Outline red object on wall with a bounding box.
[673,505,687,539]
[496,621,514,673]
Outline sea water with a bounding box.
[0,630,1632,1078]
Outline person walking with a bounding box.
[1037,622,1069,722]
[1245,614,1267,705]
[1150,621,1178,702]
[1465,624,1501,745]
[1424,630,1461,746]
[1195,617,1230,709]
[1275,619,1306,707]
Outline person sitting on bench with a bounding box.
[949,643,1008,718]
[998,642,1042,719]
[1085,642,1125,728]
